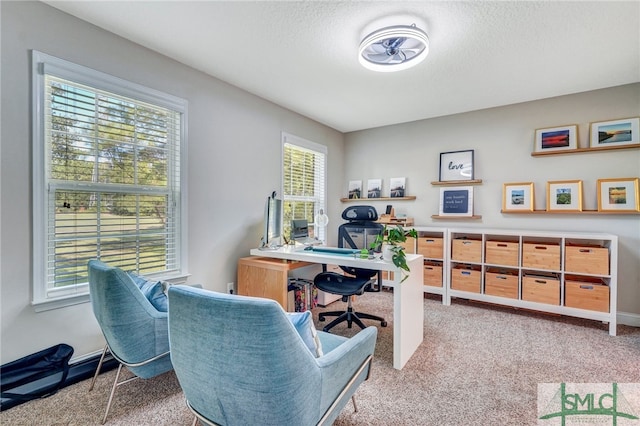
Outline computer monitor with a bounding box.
[291,219,309,240]
[261,194,282,248]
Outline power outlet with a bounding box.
[227,282,234,294]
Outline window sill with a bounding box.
[32,272,191,313]
[32,293,91,313]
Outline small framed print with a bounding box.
[439,186,473,217]
[590,117,640,148]
[546,180,583,212]
[502,182,534,212]
[439,150,474,181]
[389,177,406,198]
[534,125,578,153]
[367,178,382,198]
[348,180,362,199]
[597,177,640,212]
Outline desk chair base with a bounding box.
[319,296,387,332]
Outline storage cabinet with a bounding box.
[445,228,617,335]
[399,227,447,297]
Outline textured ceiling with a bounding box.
[44,1,640,133]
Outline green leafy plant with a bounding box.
[371,225,418,282]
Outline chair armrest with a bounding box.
[315,326,377,418]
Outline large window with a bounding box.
[282,133,327,242]
[32,51,187,310]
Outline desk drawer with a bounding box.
[522,274,560,305]
[451,266,481,293]
[423,262,443,287]
[452,239,482,263]
[417,237,443,259]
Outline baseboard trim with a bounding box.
[618,311,640,328]
[1,351,118,411]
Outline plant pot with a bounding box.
[382,244,395,262]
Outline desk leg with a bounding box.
[393,256,424,369]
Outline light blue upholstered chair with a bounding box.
[87,260,173,424]
[168,286,378,426]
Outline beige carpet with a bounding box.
[1,292,639,425]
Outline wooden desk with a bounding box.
[237,256,314,309]
[247,246,424,370]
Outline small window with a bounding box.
[282,133,327,242]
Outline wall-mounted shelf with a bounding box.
[431,179,483,186]
[531,143,640,157]
[340,196,416,202]
[431,215,482,220]
[501,209,640,215]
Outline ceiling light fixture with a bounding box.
[358,24,429,72]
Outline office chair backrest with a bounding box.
[337,206,383,278]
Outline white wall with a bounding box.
[1,2,638,365]
[344,84,640,317]
[0,2,345,363]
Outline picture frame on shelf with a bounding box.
[502,182,534,212]
[590,117,639,148]
[439,186,473,217]
[439,150,474,181]
[596,177,640,212]
[534,125,578,153]
[389,177,406,198]
[546,180,583,212]
[367,178,382,198]
[348,180,362,199]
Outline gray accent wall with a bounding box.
[0,1,345,363]
[1,1,638,365]
[344,83,640,319]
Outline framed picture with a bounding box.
[439,150,474,181]
[502,182,534,212]
[590,117,640,148]
[546,180,583,212]
[367,178,382,198]
[439,186,473,217]
[534,125,578,153]
[348,180,362,199]
[389,177,406,198]
[596,177,640,212]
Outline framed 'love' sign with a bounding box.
[439,150,474,182]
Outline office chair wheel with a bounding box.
[381,321,388,327]
[319,315,325,322]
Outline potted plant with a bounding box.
[371,225,418,282]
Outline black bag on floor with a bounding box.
[1,343,73,409]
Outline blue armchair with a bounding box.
[168,286,377,426]
[87,260,173,424]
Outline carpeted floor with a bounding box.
[1,292,639,425]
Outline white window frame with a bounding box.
[31,51,189,311]
[281,132,327,242]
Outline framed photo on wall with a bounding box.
[439,150,474,181]
[546,180,583,212]
[502,182,534,212]
[348,180,362,199]
[367,178,382,198]
[389,177,406,198]
[439,186,474,217]
[534,125,578,153]
[590,117,640,148]
[596,177,640,212]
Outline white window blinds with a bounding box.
[282,133,327,242]
[32,51,187,306]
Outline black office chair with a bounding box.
[313,206,387,332]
